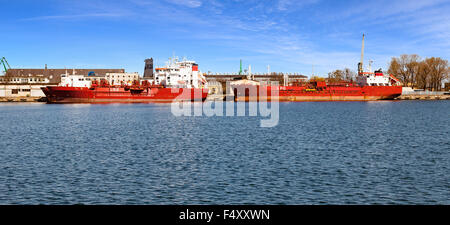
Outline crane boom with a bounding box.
[1,57,11,74]
[358,34,365,74]
[361,34,365,67]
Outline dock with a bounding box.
[0,97,46,102]
[396,95,450,100]
[396,89,450,100]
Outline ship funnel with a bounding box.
[144,58,154,78]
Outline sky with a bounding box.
[1,0,449,77]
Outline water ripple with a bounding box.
[0,101,449,204]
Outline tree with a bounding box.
[327,68,355,82]
[405,54,421,87]
[415,57,449,91]
[388,54,420,87]
[425,57,448,91]
[416,61,431,90]
[310,76,325,82]
[327,69,344,82]
[343,68,356,81]
[388,54,449,90]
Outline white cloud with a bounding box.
[21,13,128,21]
[277,0,319,11]
[166,0,202,8]
[16,0,448,74]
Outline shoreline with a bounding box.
[1,96,449,103]
[396,94,450,100]
[0,97,46,102]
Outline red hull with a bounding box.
[233,85,402,101]
[41,86,208,103]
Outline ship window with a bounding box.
[12,89,19,94]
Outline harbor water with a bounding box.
[0,101,449,204]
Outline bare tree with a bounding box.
[415,57,448,91]
[416,61,431,90]
[310,76,325,82]
[388,54,420,87]
[426,57,448,91]
[343,68,356,81]
[405,54,421,87]
[327,68,356,82]
[327,69,344,82]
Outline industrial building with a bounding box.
[1,63,126,101]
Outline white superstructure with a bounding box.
[60,72,140,87]
[356,34,400,87]
[357,69,400,87]
[60,75,92,87]
[153,57,207,88]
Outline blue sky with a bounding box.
[1,0,449,77]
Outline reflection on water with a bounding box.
[0,101,449,204]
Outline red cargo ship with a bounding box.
[232,34,403,101]
[233,79,402,101]
[42,57,208,103]
[42,81,208,103]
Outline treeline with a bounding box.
[388,54,449,91]
[327,68,356,82]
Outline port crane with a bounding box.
[1,57,11,74]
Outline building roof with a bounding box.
[5,68,125,83]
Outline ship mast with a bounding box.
[358,34,365,74]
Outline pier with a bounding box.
[396,89,450,100]
[0,97,45,102]
[396,95,450,100]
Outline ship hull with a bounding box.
[41,86,208,103]
[233,85,402,101]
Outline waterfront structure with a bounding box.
[0,74,55,99]
[1,65,126,100]
[5,67,125,83]
[0,83,52,98]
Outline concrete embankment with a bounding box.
[0,97,46,102]
[397,88,450,100]
[396,95,450,100]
